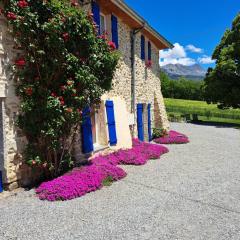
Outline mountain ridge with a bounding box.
[161,63,207,80]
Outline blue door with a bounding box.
[105,100,117,146]
[137,104,144,141]
[147,104,152,141]
[81,107,94,154]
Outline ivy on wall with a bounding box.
[2,0,119,177]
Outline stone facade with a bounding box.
[108,18,169,133]
[0,1,170,190]
[0,10,36,190]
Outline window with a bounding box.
[148,41,152,61]
[91,1,100,35]
[100,14,106,35]
[111,15,119,49]
[141,35,145,60]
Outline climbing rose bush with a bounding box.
[36,140,169,201]
[153,130,189,144]
[3,0,119,176]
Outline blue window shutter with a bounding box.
[92,1,100,35]
[148,41,152,60]
[141,35,145,60]
[105,100,117,145]
[137,104,144,141]
[111,15,119,49]
[81,107,94,154]
[0,171,3,193]
[147,104,152,141]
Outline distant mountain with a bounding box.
[161,63,207,80]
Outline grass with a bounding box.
[165,98,240,126]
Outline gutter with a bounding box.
[130,26,144,137]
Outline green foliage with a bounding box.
[203,13,240,109]
[102,176,114,187]
[3,0,119,177]
[160,71,204,101]
[152,128,168,139]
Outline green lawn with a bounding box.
[164,98,240,125]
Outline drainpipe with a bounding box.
[0,99,4,193]
[130,25,145,138]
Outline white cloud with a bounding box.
[198,55,215,64]
[160,43,196,66]
[160,43,186,59]
[186,44,203,53]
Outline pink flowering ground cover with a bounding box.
[154,130,189,144]
[36,139,169,201]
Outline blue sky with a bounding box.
[125,0,239,69]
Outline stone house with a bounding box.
[0,0,172,191]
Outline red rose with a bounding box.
[108,41,116,51]
[146,60,152,68]
[99,34,107,40]
[18,0,28,8]
[71,0,78,6]
[65,108,73,113]
[60,85,66,91]
[58,96,65,106]
[7,12,17,20]
[77,109,82,114]
[15,57,26,68]
[25,87,33,96]
[87,12,94,23]
[67,80,73,86]
[51,92,57,97]
[88,12,94,18]
[15,32,21,37]
[61,17,66,23]
[79,57,86,63]
[42,162,48,168]
[62,32,70,42]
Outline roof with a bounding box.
[98,0,173,50]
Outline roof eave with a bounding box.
[112,0,173,49]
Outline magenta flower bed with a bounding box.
[154,130,189,144]
[36,163,126,201]
[36,139,169,201]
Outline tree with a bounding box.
[203,13,240,109]
[160,71,204,100]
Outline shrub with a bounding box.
[152,128,168,139]
[3,0,120,177]
[154,131,189,144]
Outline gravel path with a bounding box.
[0,123,240,240]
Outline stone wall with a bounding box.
[0,11,35,190]
[105,17,170,134]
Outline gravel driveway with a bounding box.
[0,123,240,240]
